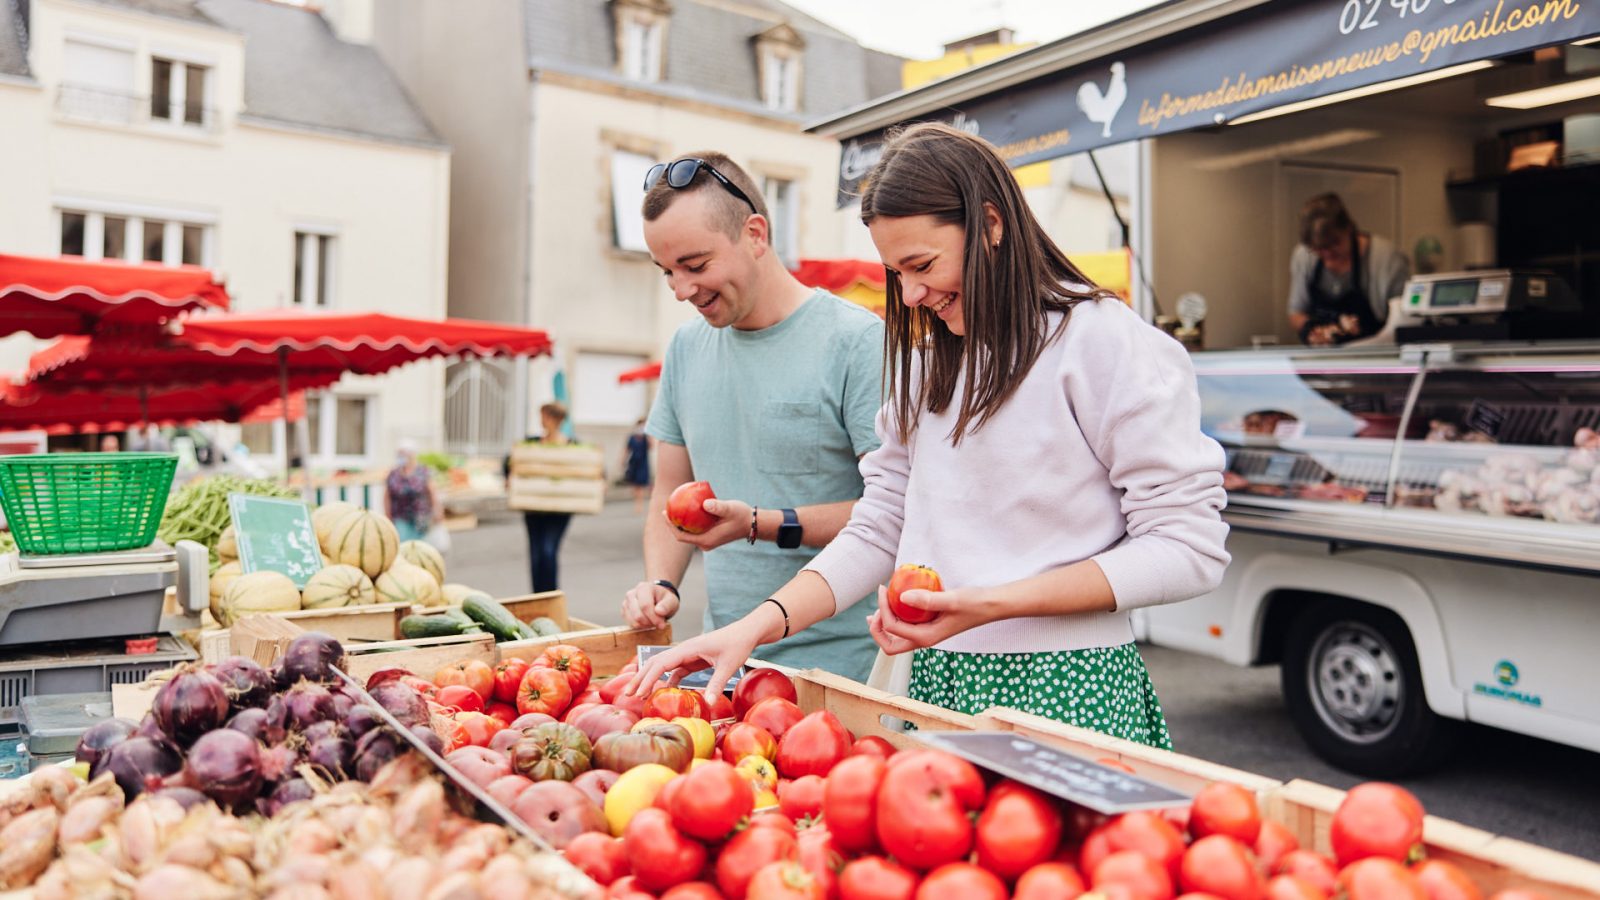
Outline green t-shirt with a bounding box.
[648,290,884,681]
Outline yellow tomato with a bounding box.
[632,717,671,732]
[736,755,778,790]
[603,763,678,836]
[672,716,716,759]
[690,758,715,770]
[752,787,779,810]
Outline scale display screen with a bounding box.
[1430,280,1480,309]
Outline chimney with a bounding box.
[320,0,374,44]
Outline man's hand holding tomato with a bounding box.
[665,495,753,552]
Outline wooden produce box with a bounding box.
[227,610,496,682]
[489,591,674,674]
[508,444,605,514]
[202,603,413,663]
[791,668,981,749]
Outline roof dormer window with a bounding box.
[612,0,670,83]
[753,24,804,113]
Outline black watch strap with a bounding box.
[776,507,802,549]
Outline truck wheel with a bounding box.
[1281,602,1455,777]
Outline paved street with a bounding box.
[452,501,1600,861]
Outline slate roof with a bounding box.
[525,0,903,119]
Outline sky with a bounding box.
[778,0,1168,60]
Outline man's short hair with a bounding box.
[1300,192,1356,250]
[641,151,770,241]
[540,402,568,424]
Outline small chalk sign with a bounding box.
[228,493,322,589]
[910,731,1191,814]
[636,644,746,692]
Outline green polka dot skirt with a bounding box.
[906,643,1174,750]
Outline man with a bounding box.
[1288,193,1410,346]
[620,152,884,681]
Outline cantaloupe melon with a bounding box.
[327,509,399,580]
[209,561,243,623]
[440,583,489,606]
[216,525,238,562]
[312,501,360,555]
[399,540,445,584]
[375,560,441,607]
[301,564,376,610]
[218,570,300,627]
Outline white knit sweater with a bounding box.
[804,298,1230,654]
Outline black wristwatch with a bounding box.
[776,508,803,549]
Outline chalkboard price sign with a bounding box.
[228,493,322,588]
[910,731,1191,814]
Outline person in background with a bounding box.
[98,434,120,453]
[620,417,652,513]
[1288,193,1411,346]
[384,438,437,543]
[618,150,885,682]
[517,402,577,593]
[632,124,1229,747]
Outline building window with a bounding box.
[334,397,369,457]
[247,394,373,464]
[761,52,799,112]
[59,37,137,123]
[610,150,654,253]
[763,177,798,265]
[151,57,208,126]
[620,17,663,82]
[293,232,336,306]
[58,208,211,265]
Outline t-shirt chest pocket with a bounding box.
[759,400,821,474]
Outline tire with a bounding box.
[1281,600,1456,778]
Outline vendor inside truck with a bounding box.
[1287,193,1411,346]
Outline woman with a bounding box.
[1287,193,1411,346]
[522,402,576,593]
[384,439,437,543]
[632,123,1230,747]
[620,417,651,513]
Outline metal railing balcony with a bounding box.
[55,83,221,133]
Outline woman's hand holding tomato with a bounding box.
[868,582,1001,657]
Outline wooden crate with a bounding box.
[227,610,498,682]
[508,444,605,514]
[790,668,980,749]
[202,603,413,662]
[1267,780,1600,900]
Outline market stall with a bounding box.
[0,252,228,338]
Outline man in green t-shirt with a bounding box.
[619,151,884,682]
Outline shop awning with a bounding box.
[0,253,229,338]
[618,361,663,384]
[817,0,1600,203]
[0,380,305,435]
[792,259,889,317]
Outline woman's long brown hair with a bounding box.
[861,122,1117,445]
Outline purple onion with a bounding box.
[265,778,315,816]
[409,724,444,756]
[354,729,405,782]
[153,787,211,811]
[75,718,137,769]
[306,736,354,780]
[270,660,291,692]
[344,704,383,739]
[225,708,284,745]
[103,737,184,800]
[367,682,430,729]
[259,744,299,783]
[282,682,337,732]
[302,720,343,745]
[328,690,355,722]
[152,665,230,748]
[187,729,264,809]
[208,657,275,711]
[280,632,346,684]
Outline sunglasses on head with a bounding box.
[644,158,759,215]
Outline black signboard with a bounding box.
[911,731,1191,814]
[836,0,1600,203]
[636,644,747,692]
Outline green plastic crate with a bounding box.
[0,453,177,555]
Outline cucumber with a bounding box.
[399,614,469,640]
[529,616,563,638]
[462,595,528,643]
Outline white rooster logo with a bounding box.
[1077,61,1127,139]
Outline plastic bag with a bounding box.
[424,521,452,555]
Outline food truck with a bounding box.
[812,0,1600,776]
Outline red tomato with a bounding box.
[608,875,656,900]
[1254,820,1299,873]
[493,659,531,704]
[487,772,533,807]
[666,481,718,534]
[1487,893,1549,900]
[1329,783,1425,867]
[1095,850,1176,900]
[776,710,852,779]
[975,780,1064,880]
[848,736,895,760]
[435,717,468,753]
[669,761,755,841]
[454,711,500,748]
[839,855,919,900]
[517,666,574,717]
[823,754,885,853]
[913,863,1005,900]
[564,831,629,887]
[748,860,826,900]
[717,822,800,900]
[707,691,736,720]
[886,564,941,624]
[722,722,779,763]
[1081,812,1187,884]
[1190,782,1262,845]
[599,674,631,705]
[623,807,708,893]
[734,668,799,719]
[649,686,710,721]
[779,774,826,821]
[1015,862,1087,900]
[484,700,519,729]
[1180,835,1265,900]
[874,750,983,870]
[1276,851,1338,895]
[750,810,798,835]
[399,675,437,699]
[532,644,594,695]
[434,659,495,704]
[436,684,486,714]
[564,702,600,725]
[1266,875,1328,900]
[745,697,806,742]
[1339,858,1426,900]
[662,884,723,900]
[796,825,843,900]
[1411,860,1482,900]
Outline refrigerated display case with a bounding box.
[1140,342,1600,777]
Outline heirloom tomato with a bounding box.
[493,658,531,704]
[622,807,708,893]
[839,855,919,900]
[716,822,801,900]
[1190,781,1262,844]
[1014,862,1087,900]
[1255,820,1299,873]
[485,700,519,729]
[669,760,753,841]
[778,774,825,821]
[435,684,485,714]
[1411,860,1481,900]
[848,736,895,760]
[434,660,495,704]
[722,722,779,763]
[1329,783,1425,866]
[775,710,851,779]
[914,863,1005,900]
[747,860,826,900]
[706,691,736,720]
[563,832,629,886]
[662,884,724,900]
[1276,851,1338,895]
[796,824,843,900]
[1179,835,1265,900]
[1338,858,1426,900]
[454,711,500,748]
[733,668,798,718]
[1092,850,1174,900]
[874,750,983,870]
[1266,875,1328,900]
[745,697,805,741]
[666,481,718,534]
[517,667,574,717]
[886,564,941,624]
[975,780,1064,880]
[823,754,885,852]
[1081,811,1187,883]
[648,686,710,720]
[532,644,594,695]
